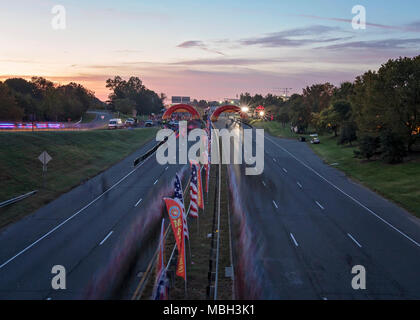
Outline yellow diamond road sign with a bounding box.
[38,151,52,165]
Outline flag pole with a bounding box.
[184,238,188,298]
[188,237,192,264]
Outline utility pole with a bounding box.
[272,88,293,99]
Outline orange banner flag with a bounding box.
[197,165,204,209]
[163,197,186,280]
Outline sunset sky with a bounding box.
[1,0,420,101]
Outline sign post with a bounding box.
[38,151,52,188]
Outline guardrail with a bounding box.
[133,136,168,167]
[0,190,38,208]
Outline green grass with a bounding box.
[248,119,298,139]
[0,128,158,228]
[251,120,420,218]
[81,113,96,123]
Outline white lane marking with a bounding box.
[165,166,169,171]
[348,233,362,248]
[135,198,143,207]
[282,168,288,173]
[0,151,155,270]
[46,297,52,300]
[273,158,277,162]
[297,182,303,189]
[322,297,328,301]
[262,181,267,187]
[99,231,113,246]
[265,136,420,248]
[272,200,279,209]
[153,179,158,185]
[290,233,299,247]
[315,201,325,210]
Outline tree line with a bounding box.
[0,75,166,122]
[0,77,104,122]
[240,55,420,164]
[105,76,164,116]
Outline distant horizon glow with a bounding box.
[1,0,420,101]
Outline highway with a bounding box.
[1,118,419,300]
[223,119,420,299]
[0,136,187,299]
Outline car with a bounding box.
[108,118,123,129]
[309,134,320,144]
[145,120,154,127]
[311,138,320,144]
[125,118,135,127]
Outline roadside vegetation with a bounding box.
[251,119,420,218]
[81,112,97,123]
[242,55,420,165]
[241,55,420,217]
[0,77,104,122]
[0,128,158,228]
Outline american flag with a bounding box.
[152,268,169,300]
[189,164,199,218]
[174,175,189,239]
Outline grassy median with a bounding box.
[0,128,158,228]
[251,120,420,218]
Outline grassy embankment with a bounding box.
[250,119,420,218]
[81,112,97,123]
[0,128,158,228]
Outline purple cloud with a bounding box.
[299,15,420,33]
[177,40,225,55]
[318,38,420,50]
[240,25,351,47]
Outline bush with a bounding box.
[338,122,357,145]
[354,135,380,160]
[380,130,407,164]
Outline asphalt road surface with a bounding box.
[221,118,420,299]
[1,118,419,300]
[0,137,187,299]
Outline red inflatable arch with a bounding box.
[210,105,247,122]
[162,104,200,120]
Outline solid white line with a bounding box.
[265,136,420,248]
[134,198,143,207]
[290,233,299,247]
[282,168,288,173]
[0,151,154,270]
[273,200,279,209]
[154,179,158,185]
[315,201,325,210]
[99,231,113,246]
[348,233,362,248]
[297,182,303,189]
